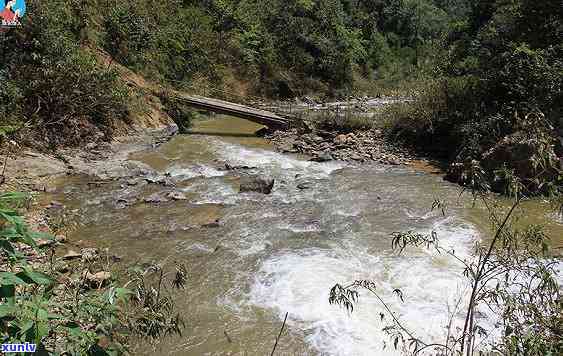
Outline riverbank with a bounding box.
[267,127,414,165]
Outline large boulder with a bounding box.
[239,176,275,194]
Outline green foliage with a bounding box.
[0,193,187,354]
[158,94,198,134]
[383,0,562,194]
[0,0,131,147]
[104,4,155,67]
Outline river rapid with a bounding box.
[50,117,562,355]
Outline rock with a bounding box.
[239,176,275,194]
[279,143,299,154]
[311,151,333,162]
[81,248,98,262]
[55,262,70,273]
[167,191,188,201]
[296,180,314,190]
[225,163,255,171]
[48,201,64,209]
[334,134,348,145]
[63,250,82,260]
[254,127,271,137]
[350,154,363,161]
[126,179,139,186]
[84,271,111,289]
[202,219,221,228]
[37,238,56,248]
[144,175,169,185]
[346,133,357,143]
[144,193,169,204]
[312,135,324,143]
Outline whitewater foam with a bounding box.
[247,219,479,356]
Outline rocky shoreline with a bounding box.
[266,127,415,165]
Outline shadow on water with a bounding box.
[186,130,262,138]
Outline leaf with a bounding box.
[393,289,405,303]
[0,272,29,285]
[0,285,15,306]
[0,304,15,318]
[18,268,53,285]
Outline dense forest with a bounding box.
[0,0,561,192]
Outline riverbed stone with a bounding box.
[167,191,188,201]
[311,151,333,162]
[144,192,169,204]
[334,134,348,145]
[239,176,275,194]
[63,250,82,260]
[81,248,99,262]
[84,271,111,289]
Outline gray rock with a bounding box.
[239,176,275,194]
[297,180,314,190]
[202,219,221,228]
[83,271,111,289]
[279,143,299,153]
[63,250,82,260]
[144,193,169,204]
[311,151,333,162]
[81,248,98,262]
[167,191,188,201]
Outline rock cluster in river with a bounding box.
[267,128,413,165]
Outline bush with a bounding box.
[0,192,187,354]
[0,0,131,147]
[104,4,155,67]
[159,93,197,134]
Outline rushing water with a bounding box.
[50,117,562,355]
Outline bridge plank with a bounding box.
[172,93,289,130]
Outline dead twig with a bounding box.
[270,312,289,356]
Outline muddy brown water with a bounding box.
[48,116,562,355]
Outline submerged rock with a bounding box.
[297,180,314,190]
[239,176,275,194]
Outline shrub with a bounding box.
[0,0,131,147]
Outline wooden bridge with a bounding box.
[169,92,290,131]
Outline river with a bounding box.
[50,116,562,355]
